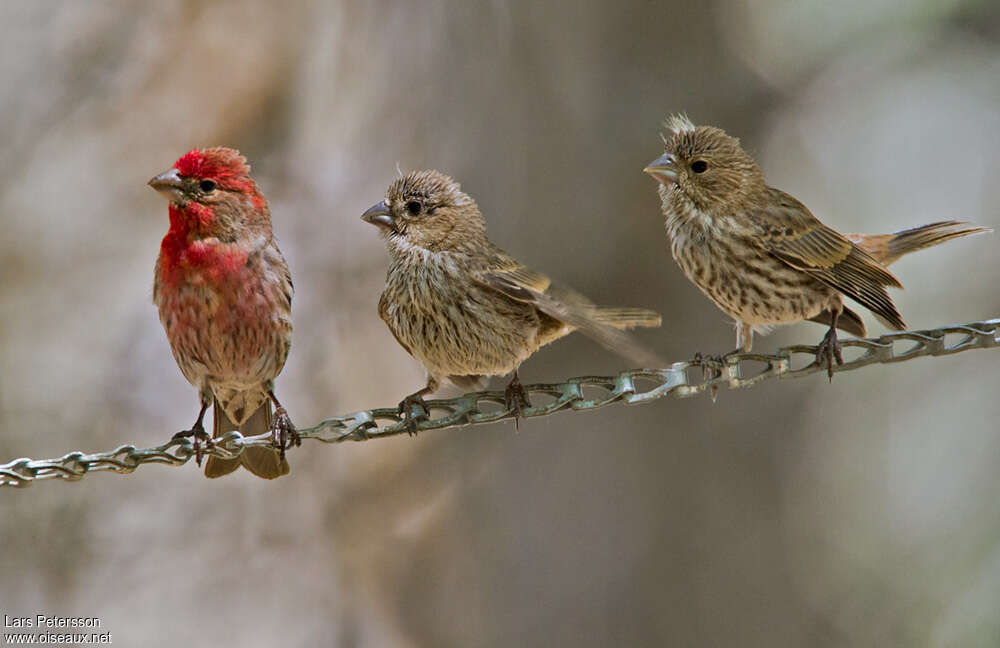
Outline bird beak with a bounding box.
[361,200,398,233]
[148,168,184,202]
[643,153,679,185]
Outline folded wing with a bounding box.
[476,247,664,367]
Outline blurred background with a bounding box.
[2,1,999,646]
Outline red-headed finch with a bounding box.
[644,115,990,378]
[150,147,297,478]
[363,170,662,427]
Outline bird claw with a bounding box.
[504,374,532,431]
[815,328,844,382]
[397,394,430,436]
[270,407,299,461]
[693,348,739,378]
[693,349,740,402]
[692,352,724,380]
[173,424,213,467]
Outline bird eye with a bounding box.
[691,160,708,173]
[405,200,422,215]
[199,179,217,192]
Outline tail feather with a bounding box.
[205,399,289,480]
[590,307,662,330]
[848,221,991,266]
[517,274,664,367]
[808,306,866,337]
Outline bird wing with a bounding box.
[378,291,414,357]
[474,247,664,367]
[478,252,553,302]
[750,188,905,330]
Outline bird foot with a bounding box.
[270,406,300,461]
[397,393,430,436]
[815,328,844,382]
[504,374,532,431]
[693,352,723,379]
[692,348,739,378]
[172,423,213,467]
[692,349,739,402]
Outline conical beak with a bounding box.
[148,168,184,202]
[643,153,679,185]
[361,200,398,233]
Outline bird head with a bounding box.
[149,147,270,241]
[644,115,765,214]
[362,170,486,253]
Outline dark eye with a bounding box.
[199,179,217,192]
[691,160,708,173]
[405,200,422,215]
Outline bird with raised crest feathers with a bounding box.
[150,147,298,478]
[644,115,990,378]
[362,170,663,427]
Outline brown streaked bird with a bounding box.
[363,170,662,427]
[644,115,990,378]
[151,147,298,478]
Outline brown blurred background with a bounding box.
[2,1,999,646]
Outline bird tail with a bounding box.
[807,306,867,337]
[562,305,663,368]
[847,221,991,266]
[205,399,290,479]
[590,307,662,330]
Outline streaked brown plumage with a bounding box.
[150,147,297,478]
[363,170,662,425]
[644,115,990,377]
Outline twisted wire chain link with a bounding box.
[3,319,997,488]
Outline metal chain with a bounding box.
[3,318,997,488]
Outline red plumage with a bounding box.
[150,147,296,479]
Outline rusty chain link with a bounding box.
[3,318,998,488]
